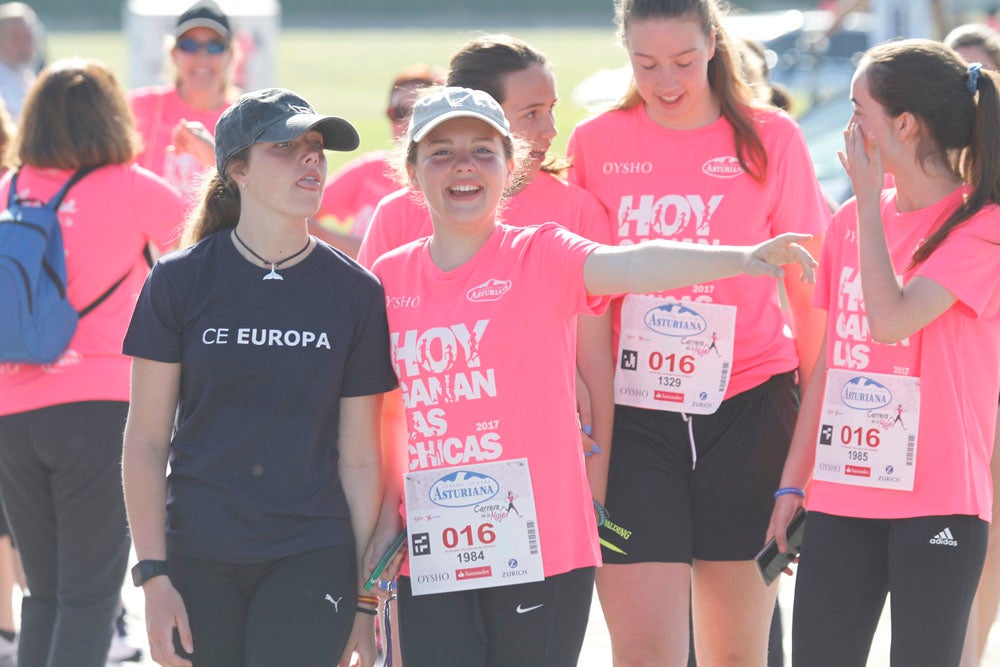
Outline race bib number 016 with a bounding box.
[813,369,920,491]
[615,295,736,414]
[404,458,544,596]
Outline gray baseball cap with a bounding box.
[214,88,360,175]
[408,87,510,143]
[174,0,230,39]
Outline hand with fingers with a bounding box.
[744,233,818,283]
[838,120,885,208]
[142,577,194,667]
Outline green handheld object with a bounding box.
[363,529,407,591]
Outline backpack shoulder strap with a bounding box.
[7,169,19,207]
[46,166,98,211]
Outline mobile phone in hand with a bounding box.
[755,508,807,586]
[363,530,407,592]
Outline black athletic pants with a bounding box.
[0,401,131,667]
[792,511,988,667]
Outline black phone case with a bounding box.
[755,508,807,586]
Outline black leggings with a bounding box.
[168,545,357,667]
[0,401,130,667]
[397,566,595,667]
[792,511,988,667]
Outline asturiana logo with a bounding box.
[429,470,500,508]
[644,303,707,338]
[467,279,512,303]
[841,376,892,411]
[702,156,743,179]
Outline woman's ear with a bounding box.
[896,111,920,143]
[406,162,421,191]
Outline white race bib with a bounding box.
[404,459,544,595]
[813,369,920,491]
[615,295,736,414]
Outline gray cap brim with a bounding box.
[411,109,509,143]
[174,18,230,39]
[257,114,361,151]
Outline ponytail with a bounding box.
[913,67,1000,264]
[179,150,247,248]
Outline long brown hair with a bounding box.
[15,58,140,169]
[612,0,767,183]
[447,33,569,177]
[861,39,1000,265]
[180,148,248,247]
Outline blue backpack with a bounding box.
[0,166,128,364]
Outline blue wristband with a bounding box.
[774,487,806,499]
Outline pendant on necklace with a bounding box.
[263,263,283,281]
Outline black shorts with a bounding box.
[600,371,798,563]
[792,512,988,667]
[397,566,594,667]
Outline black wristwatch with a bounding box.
[131,559,169,587]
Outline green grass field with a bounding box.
[47,27,628,172]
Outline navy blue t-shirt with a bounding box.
[124,231,397,562]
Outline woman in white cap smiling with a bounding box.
[129,0,237,202]
[363,85,817,667]
[121,88,398,667]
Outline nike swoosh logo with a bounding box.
[516,603,544,614]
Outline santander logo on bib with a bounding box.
[702,156,743,179]
[467,279,511,303]
[841,376,892,410]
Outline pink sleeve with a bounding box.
[766,116,832,236]
[916,209,1000,318]
[131,165,186,250]
[357,197,397,270]
[318,159,367,221]
[565,127,587,189]
[570,186,613,245]
[530,223,610,317]
[814,202,856,311]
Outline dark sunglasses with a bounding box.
[387,104,414,122]
[176,38,229,55]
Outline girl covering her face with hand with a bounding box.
[769,39,1000,667]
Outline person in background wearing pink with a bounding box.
[564,1,830,665]
[768,39,1000,667]
[364,85,816,667]
[948,24,1000,667]
[311,63,444,258]
[129,0,236,203]
[0,57,184,667]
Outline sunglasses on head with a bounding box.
[387,104,415,122]
[176,37,229,55]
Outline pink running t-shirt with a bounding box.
[567,105,830,397]
[357,170,613,269]
[372,223,610,577]
[129,85,229,201]
[810,187,1000,521]
[315,150,400,242]
[0,164,185,416]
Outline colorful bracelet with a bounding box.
[774,487,806,499]
[356,606,378,616]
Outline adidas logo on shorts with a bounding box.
[929,527,958,547]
